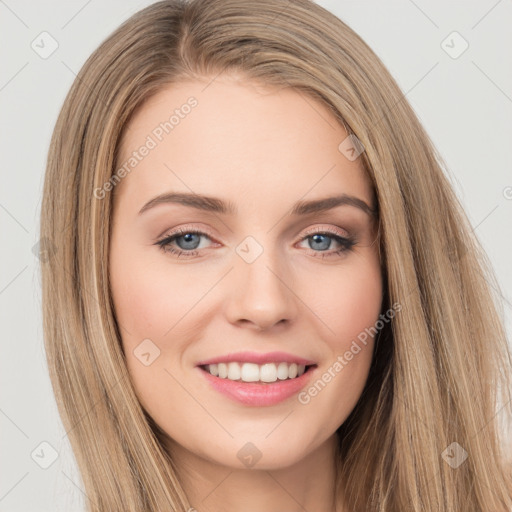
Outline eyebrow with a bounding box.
[138,192,377,217]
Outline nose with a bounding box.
[224,246,298,331]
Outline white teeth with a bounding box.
[218,363,227,378]
[276,362,290,380]
[241,363,260,382]
[260,363,277,383]
[227,362,241,380]
[205,362,308,382]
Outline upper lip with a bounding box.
[196,351,317,367]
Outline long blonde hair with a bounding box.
[39,0,512,510]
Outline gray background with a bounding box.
[1,1,511,510]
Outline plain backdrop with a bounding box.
[1,1,511,510]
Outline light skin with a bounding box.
[109,75,383,512]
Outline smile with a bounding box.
[201,362,315,383]
[197,363,318,407]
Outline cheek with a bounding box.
[110,246,204,340]
[303,255,383,347]
[295,277,381,432]
[109,248,201,411]
[297,256,382,403]
[333,272,382,344]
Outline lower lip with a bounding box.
[197,365,317,406]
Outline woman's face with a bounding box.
[109,75,383,470]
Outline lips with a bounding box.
[195,350,317,367]
[197,363,318,406]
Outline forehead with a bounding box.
[114,76,373,212]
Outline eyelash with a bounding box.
[155,225,356,260]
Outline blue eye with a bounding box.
[168,232,201,250]
[155,228,355,259]
[155,229,207,258]
[300,232,355,257]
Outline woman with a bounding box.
[39,0,512,510]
